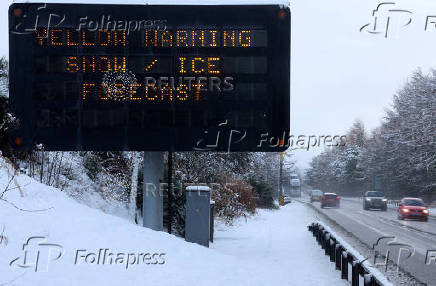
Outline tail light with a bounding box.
[336,197,340,200]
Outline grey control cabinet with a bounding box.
[185,186,211,247]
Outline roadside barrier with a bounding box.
[308,222,392,286]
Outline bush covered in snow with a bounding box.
[213,177,256,225]
[170,152,259,230]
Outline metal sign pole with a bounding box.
[167,151,173,234]
[143,152,164,231]
[279,152,284,206]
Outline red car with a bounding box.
[321,193,340,208]
[397,198,429,221]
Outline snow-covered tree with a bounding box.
[306,69,436,198]
[0,57,11,158]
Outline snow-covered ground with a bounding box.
[0,158,346,286]
[212,204,348,286]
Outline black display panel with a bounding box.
[9,3,290,151]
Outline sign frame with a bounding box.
[9,3,291,152]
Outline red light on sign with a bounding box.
[14,137,23,146]
[13,8,23,17]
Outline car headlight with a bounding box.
[402,209,410,213]
[365,198,371,201]
[423,210,429,214]
[382,199,387,202]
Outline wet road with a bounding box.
[304,197,436,285]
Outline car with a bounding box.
[310,190,323,203]
[363,191,387,211]
[321,193,340,208]
[283,196,292,205]
[397,198,429,221]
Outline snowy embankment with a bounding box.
[0,157,346,286]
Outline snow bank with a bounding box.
[212,203,348,285]
[0,158,345,286]
[0,159,261,286]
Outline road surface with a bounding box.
[304,197,436,285]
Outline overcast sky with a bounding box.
[290,0,436,169]
[2,0,436,170]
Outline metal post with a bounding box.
[352,260,359,286]
[320,231,325,248]
[143,152,164,231]
[364,274,372,286]
[210,201,215,243]
[316,225,322,243]
[167,151,173,234]
[324,233,330,255]
[279,152,284,205]
[330,239,335,262]
[335,245,342,270]
[341,251,348,280]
